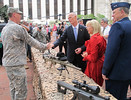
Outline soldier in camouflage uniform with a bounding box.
[32,25,47,44]
[1,7,51,100]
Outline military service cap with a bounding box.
[111,2,130,10]
[7,7,22,14]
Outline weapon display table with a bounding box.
[32,48,116,100]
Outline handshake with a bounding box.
[46,42,82,55]
[46,42,55,50]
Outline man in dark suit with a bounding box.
[52,12,90,72]
[102,2,131,100]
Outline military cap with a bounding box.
[7,7,22,14]
[111,2,130,10]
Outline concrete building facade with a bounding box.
[0,0,131,23]
[94,0,131,21]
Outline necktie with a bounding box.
[74,27,77,41]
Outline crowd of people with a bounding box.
[0,1,131,100]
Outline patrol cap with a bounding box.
[111,2,130,10]
[7,7,22,14]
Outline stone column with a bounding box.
[32,0,37,20]
[49,0,54,20]
[3,0,9,6]
[58,0,62,20]
[23,0,28,21]
[66,0,70,20]
[73,0,77,14]
[41,0,46,21]
[87,0,91,14]
[13,0,19,8]
[80,0,84,15]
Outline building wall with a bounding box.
[1,0,131,22]
[94,0,112,20]
[1,0,92,21]
[94,0,131,20]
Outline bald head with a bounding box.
[68,12,77,17]
[68,12,78,26]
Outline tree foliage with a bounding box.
[0,5,8,23]
[77,13,105,23]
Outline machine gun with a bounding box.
[57,80,110,100]
[0,5,8,23]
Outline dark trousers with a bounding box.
[48,32,51,42]
[0,46,3,65]
[105,79,131,100]
[71,54,86,73]
[27,44,32,62]
[59,42,67,56]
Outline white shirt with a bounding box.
[72,24,79,36]
[103,25,111,35]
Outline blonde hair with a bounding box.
[86,20,102,35]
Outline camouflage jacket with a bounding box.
[32,28,47,43]
[1,20,47,67]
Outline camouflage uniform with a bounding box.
[1,20,47,100]
[32,27,47,44]
[5,65,27,100]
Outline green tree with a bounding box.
[0,5,8,23]
[77,13,105,23]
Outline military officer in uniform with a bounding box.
[102,2,131,100]
[1,7,51,100]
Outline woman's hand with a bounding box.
[81,51,88,57]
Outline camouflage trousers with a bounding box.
[5,65,27,100]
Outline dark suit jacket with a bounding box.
[53,24,90,65]
[102,17,131,80]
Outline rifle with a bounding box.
[43,55,81,71]
[57,80,110,100]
